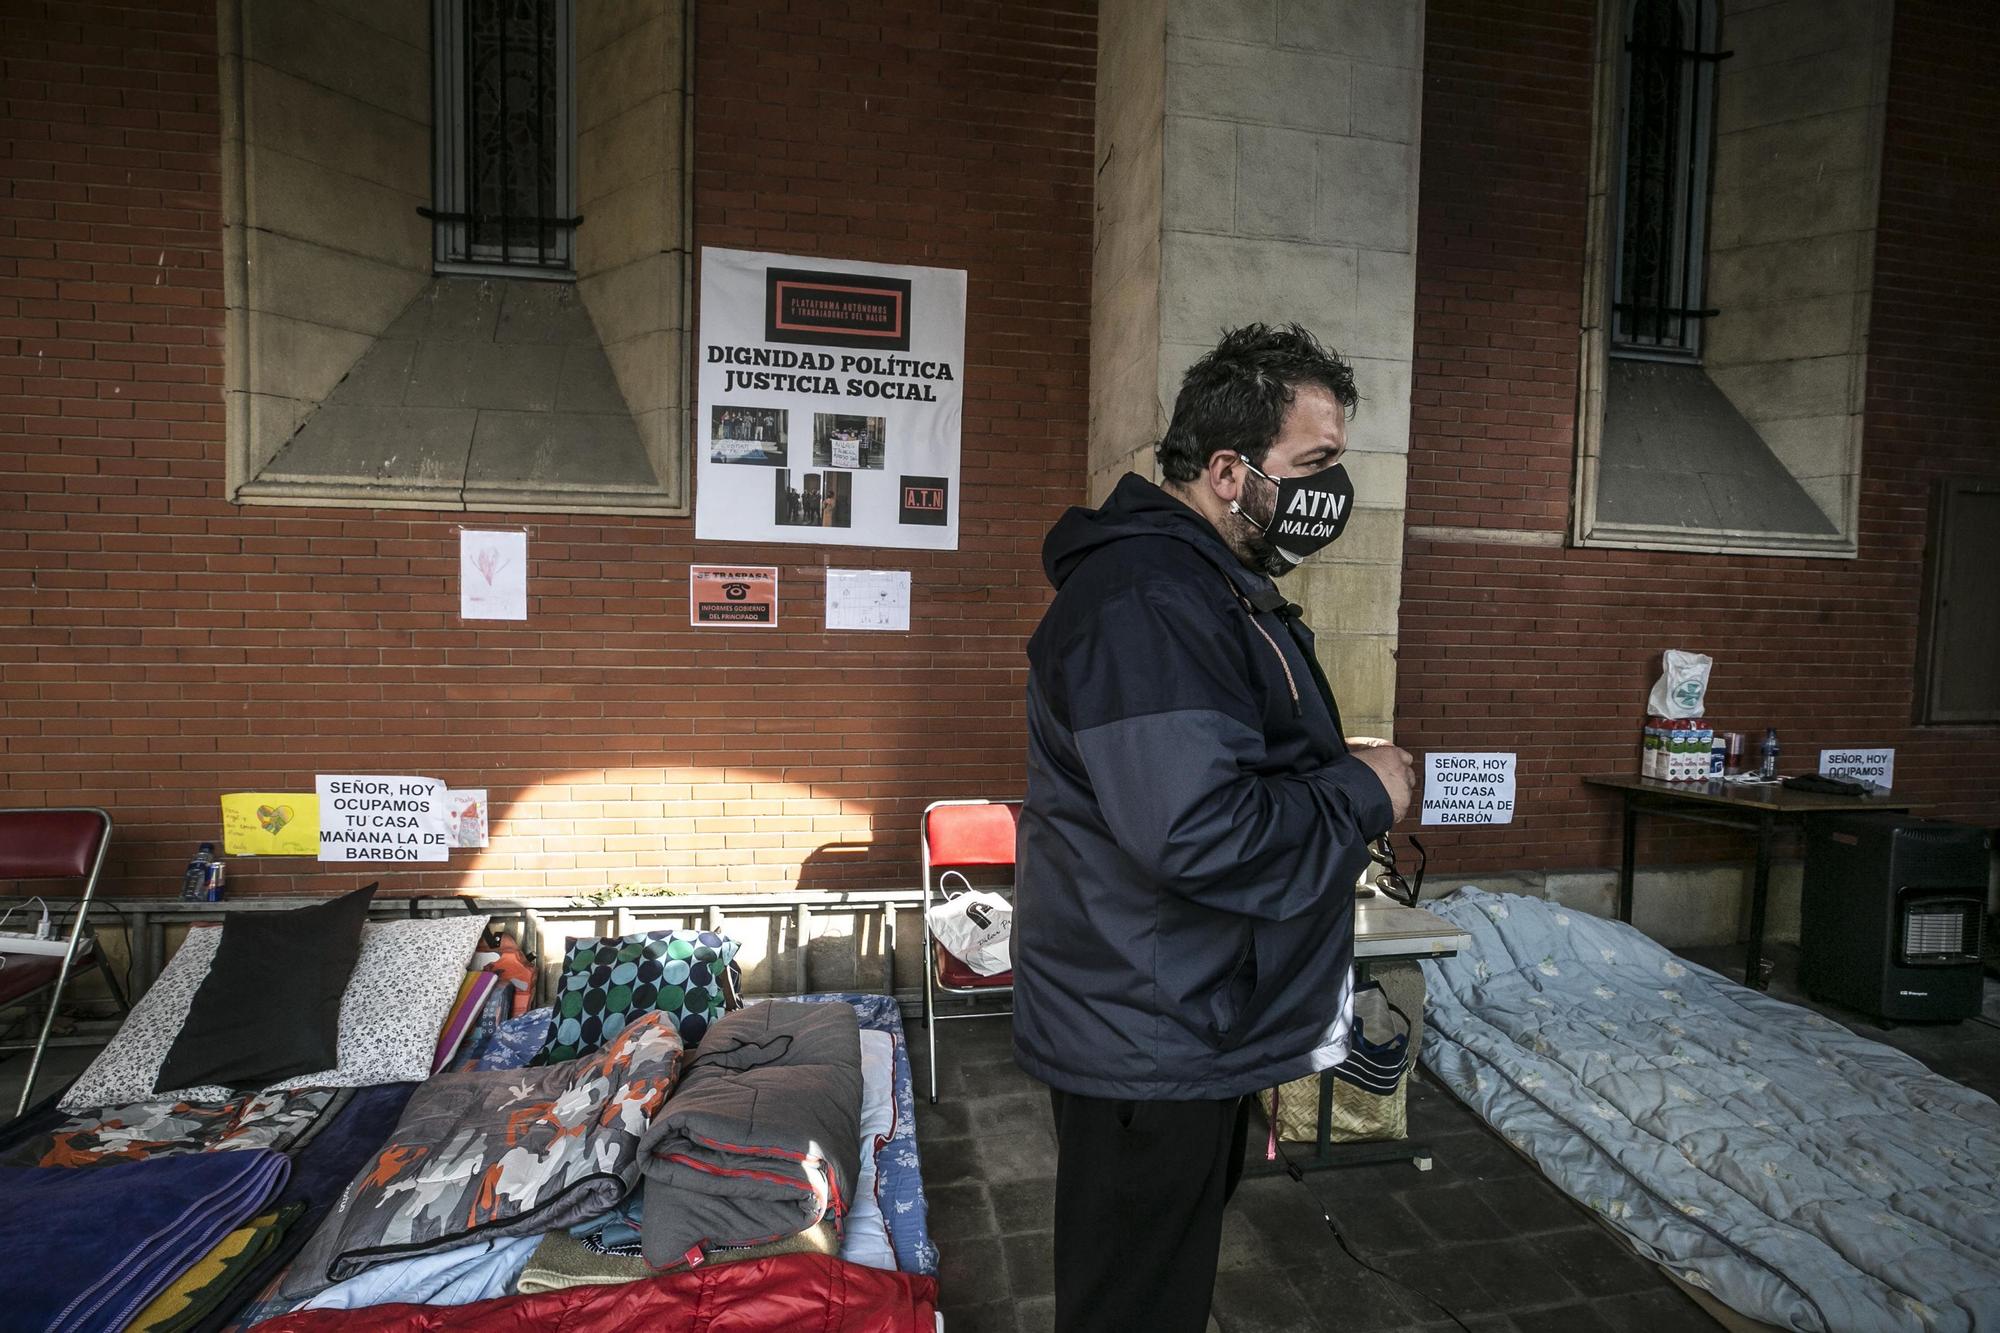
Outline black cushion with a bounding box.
[154,883,377,1093]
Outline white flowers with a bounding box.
[1537,957,1561,977]
[1592,985,1617,1001]
[1553,912,1571,927]
[1600,948,1618,964]
[1658,989,1683,1004]
[1662,960,1687,979]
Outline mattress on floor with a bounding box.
[1418,888,2000,1333]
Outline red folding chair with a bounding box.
[920,798,1019,1104]
[0,807,128,1116]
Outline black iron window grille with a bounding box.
[1611,0,1728,359]
[429,0,579,275]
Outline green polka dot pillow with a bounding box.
[531,928,741,1065]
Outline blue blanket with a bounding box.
[1420,889,2000,1332]
[0,1146,288,1333]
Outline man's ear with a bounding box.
[1205,450,1246,505]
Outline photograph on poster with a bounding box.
[774,469,852,528]
[708,405,790,465]
[812,413,886,470]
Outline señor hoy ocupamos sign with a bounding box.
[694,247,967,552]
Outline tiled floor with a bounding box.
[911,942,2000,1332]
[2,939,1995,1332]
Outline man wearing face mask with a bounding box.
[1012,322,1418,1333]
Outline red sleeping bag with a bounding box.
[249,1253,939,1333]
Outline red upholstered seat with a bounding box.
[919,799,1021,1104]
[933,948,1011,991]
[0,806,123,1114]
[0,955,63,1009]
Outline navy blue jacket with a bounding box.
[1011,473,1393,1101]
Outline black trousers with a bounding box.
[1047,1088,1252,1333]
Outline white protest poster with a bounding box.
[446,789,489,848]
[1820,747,1894,791]
[695,247,965,551]
[460,529,527,620]
[1421,753,1518,826]
[316,775,450,862]
[825,569,912,632]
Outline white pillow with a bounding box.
[840,1028,899,1272]
[61,914,488,1112]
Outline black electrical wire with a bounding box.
[1269,1136,1474,1333]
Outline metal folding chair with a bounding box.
[0,807,128,1115]
[920,798,1019,1104]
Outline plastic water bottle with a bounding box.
[181,842,215,901]
[1758,728,1780,781]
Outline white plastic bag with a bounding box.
[924,871,1013,976]
[1646,649,1713,718]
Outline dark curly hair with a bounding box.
[1156,323,1359,483]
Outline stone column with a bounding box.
[1090,0,1424,739]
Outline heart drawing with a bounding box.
[257,804,293,835]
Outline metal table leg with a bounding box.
[1745,810,1774,989]
[1618,793,1638,923]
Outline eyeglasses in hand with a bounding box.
[1367,834,1427,907]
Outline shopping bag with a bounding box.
[1646,648,1713,719]
[1264,975,1418,1145]
[923,871,1013,976]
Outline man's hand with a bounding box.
[1348,740,1417,825]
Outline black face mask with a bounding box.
[1230,454,1355,568]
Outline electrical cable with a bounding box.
[1268,1136,1474,1333]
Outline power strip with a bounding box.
[0,930,69,957]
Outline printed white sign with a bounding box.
[460,530,527,620]
[316,775,449,862]
[447,789,489,848]
[695,247,966,551]
[1421,752,1517,826]
[825,569,911,632]
[1820,747,1894,791]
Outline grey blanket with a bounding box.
[638,999,862,1267]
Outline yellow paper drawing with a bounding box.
[219,793,321,856]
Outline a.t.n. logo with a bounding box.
[899,475,949,526]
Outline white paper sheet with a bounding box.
[1820,747,1894,791]
[825,569,911,632]
[460,530,527,620]
[316,775,449,862]
[1421,752,1517,826]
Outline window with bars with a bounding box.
[430,0,578,276]
[1611,0,1724,359]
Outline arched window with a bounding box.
[1611,0,1722,358]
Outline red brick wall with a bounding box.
[1,0,1093,897]
[1400,0,2000,877]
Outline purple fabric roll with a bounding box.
[0,1145,289,1333]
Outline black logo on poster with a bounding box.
[899,475,949,526]
[765,267,913,351]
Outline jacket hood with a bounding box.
[1043,472,1269,598]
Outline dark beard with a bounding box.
[1227,505,1296,578]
